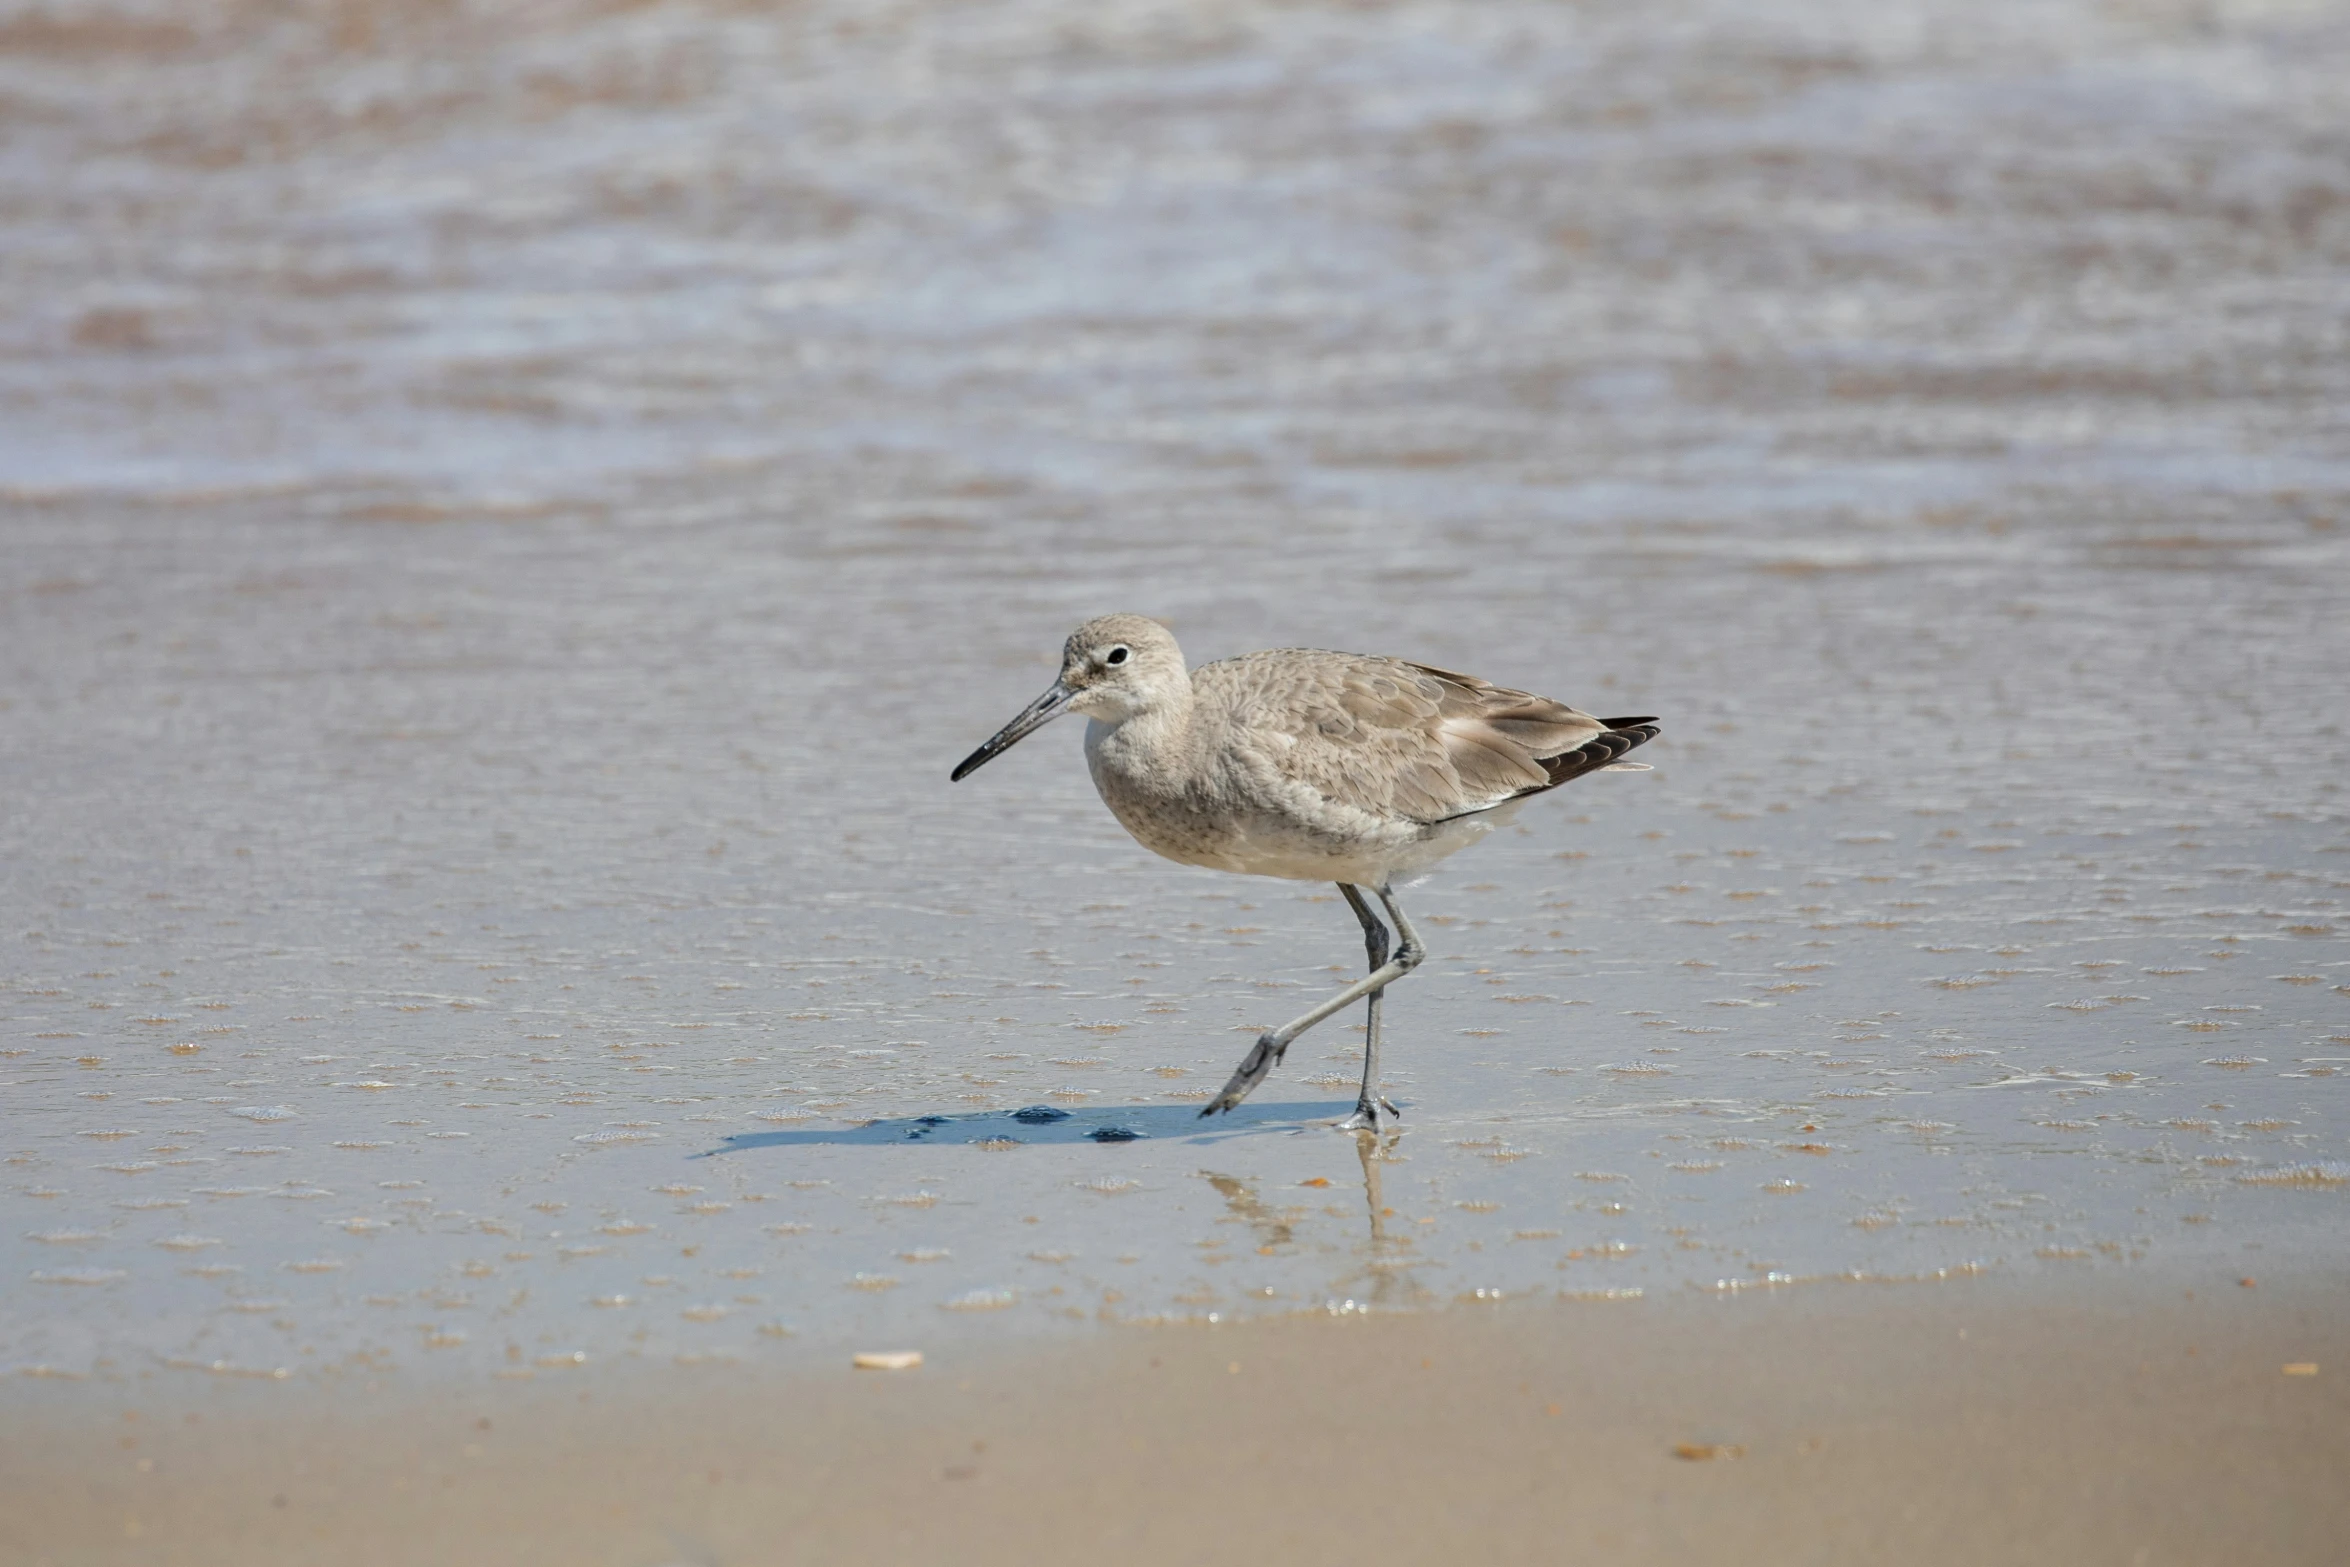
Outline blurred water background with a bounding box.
[2,0,2347,1385]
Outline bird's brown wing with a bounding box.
[1208,651,1647,825]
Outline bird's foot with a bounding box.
[1335,1095,1401,1133]
[1199,1033,1286,1118]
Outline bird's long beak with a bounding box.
[950,680,1078,781]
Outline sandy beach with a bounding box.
[9,1260,2346,1565]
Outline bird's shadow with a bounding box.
[697,1099,1345,1157]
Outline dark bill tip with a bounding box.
[949,681,1076,782]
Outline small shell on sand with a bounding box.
[852,1350,923,1372]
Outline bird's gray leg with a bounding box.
[1201,881,1427,1119]
[1336,884,1402,1131]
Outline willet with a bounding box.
[951,615,1658,1130]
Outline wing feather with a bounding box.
[1200,649,1655,826]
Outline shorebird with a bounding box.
[950,615,1658,1131]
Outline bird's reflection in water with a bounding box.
[1200,1130,1432,1309]
[1340,1130,1435,1308]
[1201,1169,1294,1250]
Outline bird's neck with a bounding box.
[1084,680,1197,788]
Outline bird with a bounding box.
[949,614,1658,1131]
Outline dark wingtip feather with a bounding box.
[1533,720,1660,789]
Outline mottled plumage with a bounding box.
[951,614,1659,1128]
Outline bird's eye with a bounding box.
[1105,646,1130,666]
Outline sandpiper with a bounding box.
[951,615,1658,1130]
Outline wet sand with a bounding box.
[8,1259,2345,1566]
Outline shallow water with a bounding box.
[3,0,2347,1386]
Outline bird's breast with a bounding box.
[1083,718,1236,868]
[1083,713,1435,881]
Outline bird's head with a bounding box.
[951,614,1185,780]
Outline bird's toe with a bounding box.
[1200,1035,1287,1118]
